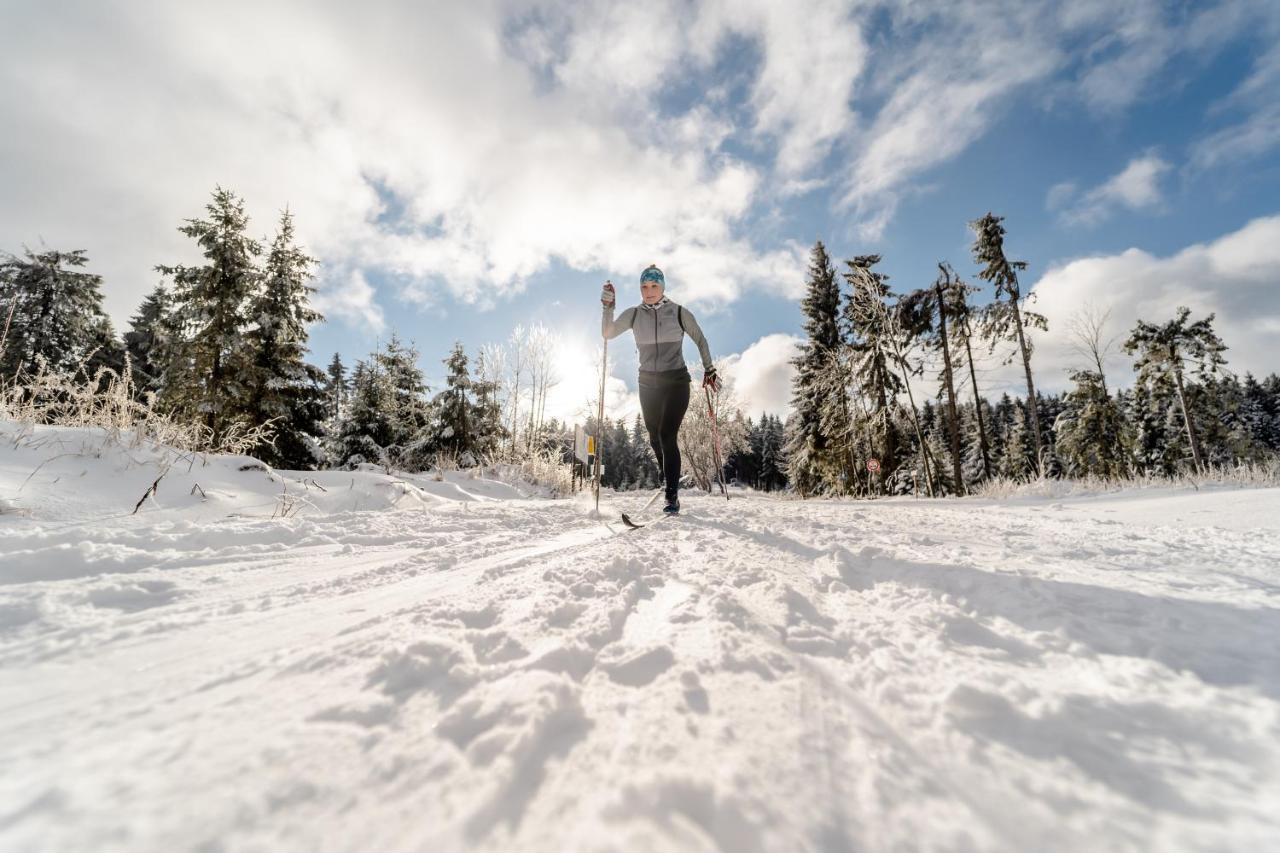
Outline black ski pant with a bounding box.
[638,371,691,497]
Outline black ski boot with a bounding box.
[663,490,680,515]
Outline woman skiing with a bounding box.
[601,264,719,514]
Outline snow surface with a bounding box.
[2,423,1279,851]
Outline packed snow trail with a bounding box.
[3,485,1280,851]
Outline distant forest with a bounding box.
[3,188,1277,497]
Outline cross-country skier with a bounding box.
[601,264,719,515]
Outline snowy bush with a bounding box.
[0,352,275,457]
[970,458,1280,499]
[480,444,573,496]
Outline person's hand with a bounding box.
[702,367,721,393]
[601,280,616,307]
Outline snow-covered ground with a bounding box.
[2,425,1279,851]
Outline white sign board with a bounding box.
[574,425,590,463]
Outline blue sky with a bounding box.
[3,0,1280,420]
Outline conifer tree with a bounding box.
[1123,307,1227,472]
[971,213,1046,475]
[0,247,117,380]
[329,359,392,469]
[899,263,967,494]
[1000,400,1033,479]
[435,342,475,459]
[326,353,348,421]
[1242,373,1280,451]
[124,286,171,395]
[844,255,934,496]
[243,210,326,468]
[786,240,845,496]
[156,187,262,444]
[761,415,788,491]
[377,334,432,469]
[1054,370,1128,478]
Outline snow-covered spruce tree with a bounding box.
[1241,373,1280,453]
[605,418,633,489]
[469,367,505,461]
[971,213,1047,475]
[844,255,936,496]
[1124,379,1175,476]
[376,334,433,470]
[1038,391,1067,478]
[727,416,759,487]
[124,286,171,397]
[1194,375,1269,467]
[811,347,865,494]
[761,414,788,491]
[785,240,845,496]
[0,247,121,381]
[1261,374,1280,452]
[155,187,262,445]
[898,263,969,494]
[328,359,392,469]
[242,211,326,469]
[434,342,475,461]
[325,353,348,422]
[1054,370,1128,478]
[840,255,903,495]
[1123,307,1227,473]
[959,401,992,489]
[999,399,1033,480]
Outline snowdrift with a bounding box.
[3,419,1280,851]
[0,421,535,524]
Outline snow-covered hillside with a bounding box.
[2,425,1279,851]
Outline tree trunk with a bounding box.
[1173,367,1205,472]
[1009,299,1044,476]
[896,361,935,498]
[209,346,222,444]
[875,378,893,496]
[959,316,992,479]
[935,282,964,494]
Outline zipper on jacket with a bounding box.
[653,307,659,370]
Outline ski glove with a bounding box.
[702,367,721,393]
[601,281,616,307]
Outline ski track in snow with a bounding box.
[2,488,1280,851]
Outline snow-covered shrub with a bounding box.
[0,352,274,456]
[969,458,1280,499]
[480,444,572,496]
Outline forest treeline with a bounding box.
[2,188,1277,496]
[783,216,1280,496]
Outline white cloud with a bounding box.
[977,215,1280,397]
[1051,153,1171,226]
[312,270,386,335]
[720,333,802,419]
[0,0,816,330]
[2,0,1277,331]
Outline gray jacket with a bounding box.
[602,297,713,374]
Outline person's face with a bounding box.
[641,279,664,304]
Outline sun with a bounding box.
[543,331,639,426]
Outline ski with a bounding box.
[620,488,665,528]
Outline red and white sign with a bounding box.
[866,458,881,473]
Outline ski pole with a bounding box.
[595,289,609,514]
[704,385,728,499]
